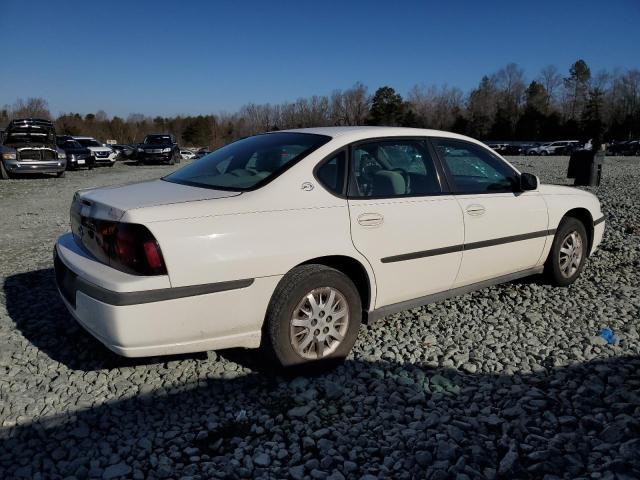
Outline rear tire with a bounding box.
[262,264,362,369]
[56,170,65,178]
[545,217,588,286]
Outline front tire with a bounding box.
[56,170,65,178]
[263,264,362,368]
[545,217,588,286]
[0,162,10,179]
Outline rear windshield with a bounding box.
[164,132,331,191]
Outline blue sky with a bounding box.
[1,0,638,117]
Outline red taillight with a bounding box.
[143,241,163,270]
[84,219,167,276]
[110,223,167,276]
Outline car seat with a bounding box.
[372,170,406,196]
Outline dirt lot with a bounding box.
[1,157,639,479]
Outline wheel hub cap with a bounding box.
[290,287,349,360]
[559,230,583,278]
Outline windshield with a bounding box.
[58,139,84,149]
[164,132,331,191]
[144,135,172,145]
[76,139,102,147]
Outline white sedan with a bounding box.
[54,127,605,367]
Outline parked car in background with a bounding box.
[608,140,640,156]
[73,136,117,166]
[56,135,95,170]
[499,144,524,155]
[136,134,181,165]
[194,148,211,159]
[1,118,66,179]
[529,140,580,155]
[111,144,135,159]
[54,126,604,368]
[180,149,196,160]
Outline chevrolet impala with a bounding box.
[54,127,605,366]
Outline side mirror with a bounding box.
[520,172,538,191]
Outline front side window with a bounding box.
[164,132,331,191]
[348,139,441,198]
[432,138,518,194]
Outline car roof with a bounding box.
[277,126,483,146]
[73,136,97,140]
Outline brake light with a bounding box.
[82,219,167,276]
[143,241,163,270]
[110,223,167,275]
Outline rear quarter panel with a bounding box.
[125,155,378,308]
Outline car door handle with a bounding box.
[357,213,384,227]
[465,204,486,216]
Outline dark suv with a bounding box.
[56,135,95,170]
[136,134,181,165]
[1,118,67,179]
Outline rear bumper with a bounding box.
[4,159,66,174]
[54,233,277,357]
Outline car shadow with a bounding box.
[3,268,206,371]
[3,268,547,373]
[2,269,640,478]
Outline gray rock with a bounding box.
[288,405,313,418]
[253,453,270,467]
[102,463,132,479]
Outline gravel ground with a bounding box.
[1,157,639,480]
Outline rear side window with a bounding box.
[348,139,441,198]
[432,138,518,194]
[316,151,346,195]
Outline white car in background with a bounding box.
[180,149,196,160]
[529,140,580,156]
[73,136,117,166]
[54,127,605,367]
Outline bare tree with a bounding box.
[11,97,51,119]
[407,84,463,130]
[539,65,562,108]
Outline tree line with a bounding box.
[2,59,638,148]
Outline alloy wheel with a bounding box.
[559,230,583,278]
[289,287,349,359]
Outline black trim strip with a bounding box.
[77,277,255,306]
[54,253,254,306]
[593,216,605,226]
[366,266,544,323]
[381,229,555,264]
